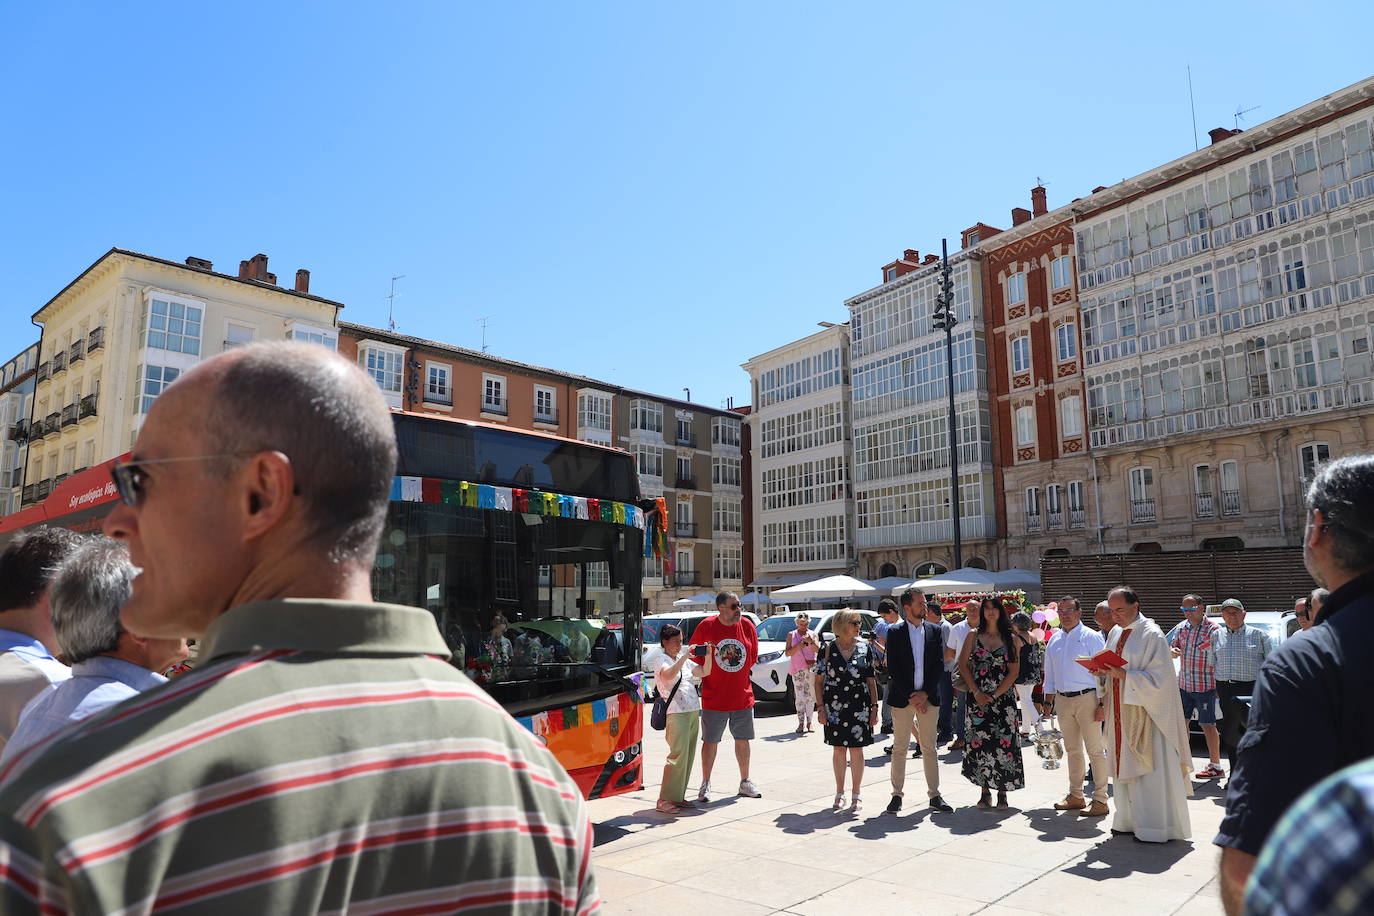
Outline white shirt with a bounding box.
[654,652,701,715]
[906,619,925,692]
[946,620,970,673]
[1042,623,1106,696]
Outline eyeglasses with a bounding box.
[110,453,256,507]
[727,603,741,610]
[1180,606,1202,612]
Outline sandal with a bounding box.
[977,791,992,810]
[831,793,846,811]
[996,791,1009,810]
[796,723,806,734]
[806,722,815,732]
[849,795,863,814]
[655,799,679,815]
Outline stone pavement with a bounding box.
[588,703,1227,915]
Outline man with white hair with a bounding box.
[0,537,188,765]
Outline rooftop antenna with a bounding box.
[1234,103,1261,129]
[1187,65,1199,151]
[476,316,492,353]
[386,275,405,331]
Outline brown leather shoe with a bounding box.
[1080,801,1110,817]
[1053,796,1087,811]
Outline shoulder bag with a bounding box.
[650,674,683,731]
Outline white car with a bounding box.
[750,610,880,704]
[639,610,761,673]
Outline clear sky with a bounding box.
[3,2,1372,409]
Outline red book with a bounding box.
[1075,649,1128,673]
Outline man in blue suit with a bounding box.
[884,588,953,814]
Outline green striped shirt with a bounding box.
[0,599,600,915]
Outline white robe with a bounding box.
[1104,615,1192,842]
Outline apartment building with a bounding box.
[1063,75,1374,557]
[19,250,342,507]
[741,322,854,589]
[338,322,745,611]
[0,344,39,517]
[979,189,1095,566]
[845,244,998,579]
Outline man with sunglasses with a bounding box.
[1166,594,1224,781]
[693,590,761,801]
[0,342,599,915]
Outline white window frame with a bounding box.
[1299,442,1330,482]
[1015,405,1035,446]
[1129,466,1155,502]
[482,374,507,415]
[143,291,205,357]
[1006,272,1027,305]
[1060,395,1083,438]
[534,385,557,423]
[1050,255,1073,290]
[224,323,256,349]
[1012,335,1031,373]
[1025,487,1040,517]
[424,361,452,406]
[629,399,662,433]
[289,322,338,349]
[1056,322,1078,362]
[358,341,405,408]
[577,389,612,435]
[137,363,182,414]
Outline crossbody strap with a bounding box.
[663,673,683,706]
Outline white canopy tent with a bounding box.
[771,575,882,602]
[671,592,718,607]
[739,592,773,606]
[990,568,1042,601]
[897,567,999,595]
[866,576,916,596]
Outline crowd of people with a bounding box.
[649,455,1374,915]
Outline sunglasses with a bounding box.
[110,453,257,507]
[728,603,741,610]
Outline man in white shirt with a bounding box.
[944,600,980,751]
[1043,595,1110,816]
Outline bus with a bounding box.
[0,411,647,800]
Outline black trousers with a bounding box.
[1216,680,1255,770]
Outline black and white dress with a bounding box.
[820,642,876,748]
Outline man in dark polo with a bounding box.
[0,342,599,914]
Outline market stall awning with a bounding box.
[771,575,882,601]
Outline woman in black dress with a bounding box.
[957,597,1026,809]
[814,610,878,814]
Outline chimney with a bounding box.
[239,260,252,278]
[1209,126,1242,145]
[1011,207,1032,226]
[1091,185,1108,194]
[294,269,311,293]
[1031,186,1047,217]
[185,256,213,270]
[903,249,920,262]
[240,253,276,285]
[923,254,939,265]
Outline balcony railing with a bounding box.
[36,479,52,500]
[9,468,22,488]
[7,420,28,443]
[675,521,698,538]
[1069,507,1085,528]
[1130,498,1157,523]
[1047,510,1063,529]
[674,476,697,491]
[88,327,105,351]
[79,393,99,420]
[675,431,697,447]
[21,484,36,506]
[60,404,77,428]
[51,352,66,374]
[1026,513,1041,532]
[1220,489,1241,516]
[69,340,85,363]
[534,408,559,424]
[481,399,508,416]
[675,571,699,587]
[44,413,61,437]
[1196,493,1215,517]
[35,362,49,383]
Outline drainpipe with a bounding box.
[1273,429,1291,543]
[1091,453,1106,554]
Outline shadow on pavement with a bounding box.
[847,807,934,839]
[1021,806,1109,842]
[774,808,854,835]
[1191,779,1228,806]
[1061,836,1195,880]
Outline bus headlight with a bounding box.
[613,750,626,764]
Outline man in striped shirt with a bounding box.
[0,342,600,915]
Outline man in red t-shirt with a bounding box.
[693,591,760,802]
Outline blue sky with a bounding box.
[3,2,1372,409]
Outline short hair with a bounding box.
[900,588,923,608]
[794,612,810,621]
[659,623,682,644]
[199,342,398,567]
[878,599,899,616]
[1182,593,1205,606]
[1307,454,1374,572]
[715,591,738,609]
[1010,611,1033,632]
[0,527,85,613]
[1058,596,1079,611]
[925,600,942,615]
[1309,587,1330,608]
[490,614,508,628]
[1108,585,1140,605]
[49,537,134,664]
[831,609,861,630]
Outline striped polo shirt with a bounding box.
[0,599,600,915]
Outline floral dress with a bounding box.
[961,640,1026,790]
[820,641,876,748]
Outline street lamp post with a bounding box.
[931,238,963,569]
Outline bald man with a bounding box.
[0,342,598,915]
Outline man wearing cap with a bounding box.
[1212,598,1272,779]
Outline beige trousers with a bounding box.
[1057,691,1108,803]
[889,702,941,799]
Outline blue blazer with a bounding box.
[884,620,946,709]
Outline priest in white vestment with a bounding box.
[1102,586,1193,842]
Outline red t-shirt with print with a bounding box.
[692,614,759,712]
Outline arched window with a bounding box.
[912,561,947,578]
[966,556,988,569]
[879,562,898,578]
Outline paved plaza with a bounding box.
[589,703,1226,915]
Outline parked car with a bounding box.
[1173,610,1295,736]
[749,609,880,704]
[639,610,761,673]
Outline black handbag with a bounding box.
[650,675,683,731]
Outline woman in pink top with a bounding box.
[784,612,821,734]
